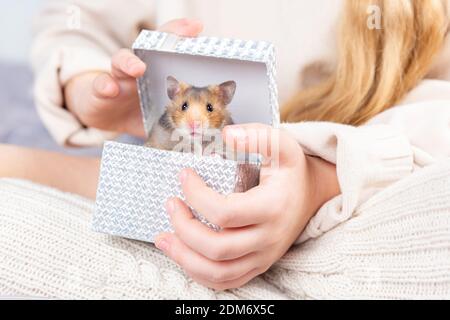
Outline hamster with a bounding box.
[146,76,236,155]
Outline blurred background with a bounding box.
[0,0,42,63]
[0,1,123,156]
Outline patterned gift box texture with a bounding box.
[92,31,279,243]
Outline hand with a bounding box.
[155,124,340,290]
[64,19,204,138]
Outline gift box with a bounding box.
[92,30,280,243]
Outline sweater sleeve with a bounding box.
[281,99,450,243]
[31,0,155,146]
[282,122,415,243]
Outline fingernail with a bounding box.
[155,238,170,252]
[179,169,188,184]
[166,199,175,215]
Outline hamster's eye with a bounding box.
[181,102,189,111]
[206,103,214,113]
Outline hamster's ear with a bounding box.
[167,76,181,100]
[218,81,236,105]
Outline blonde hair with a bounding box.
[282,0,449,125]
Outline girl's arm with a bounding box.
[31,0,155,146]
[0,144,100,199]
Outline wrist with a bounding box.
[305,155,340,219]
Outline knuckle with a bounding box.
[170,218,182,234]
[169,211,182,228]
[169,246,185,268]
[267,225,285,244]
[261,264,271,274]
[264,203,278,219]
[209,268,230,283]
[213,202,237,227]
[266,233,280,247]
[214,211,232,227]
[271,202,285,218]
[207,243,232,261]
[262,206,278,222]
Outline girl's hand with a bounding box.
[64,19,203,138]
[155,124,340,290]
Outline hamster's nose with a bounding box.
[188,121,202,131]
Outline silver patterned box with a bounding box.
[92,30,279,243]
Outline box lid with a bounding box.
[132,30,280,135]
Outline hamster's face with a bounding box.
[166,77,236,137]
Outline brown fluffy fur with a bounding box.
[167,84,233,131]
[146,77,236,152]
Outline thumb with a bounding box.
[222,124,300,167]
[158,18,203,37]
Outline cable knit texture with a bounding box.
[1,162,449,299]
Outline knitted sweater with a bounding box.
[284,100,450,243]
[1,161,449,299]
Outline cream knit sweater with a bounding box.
[287,100,450,243]
[1,161,449,299]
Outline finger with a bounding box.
[154,232,264,285]
[179,168,278,228]
[223,123,300,167]
[92,73,120,99]
[166,198,271,260]
[188,267,264,291]
[158,18,204,37]
[111,48,147,79]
